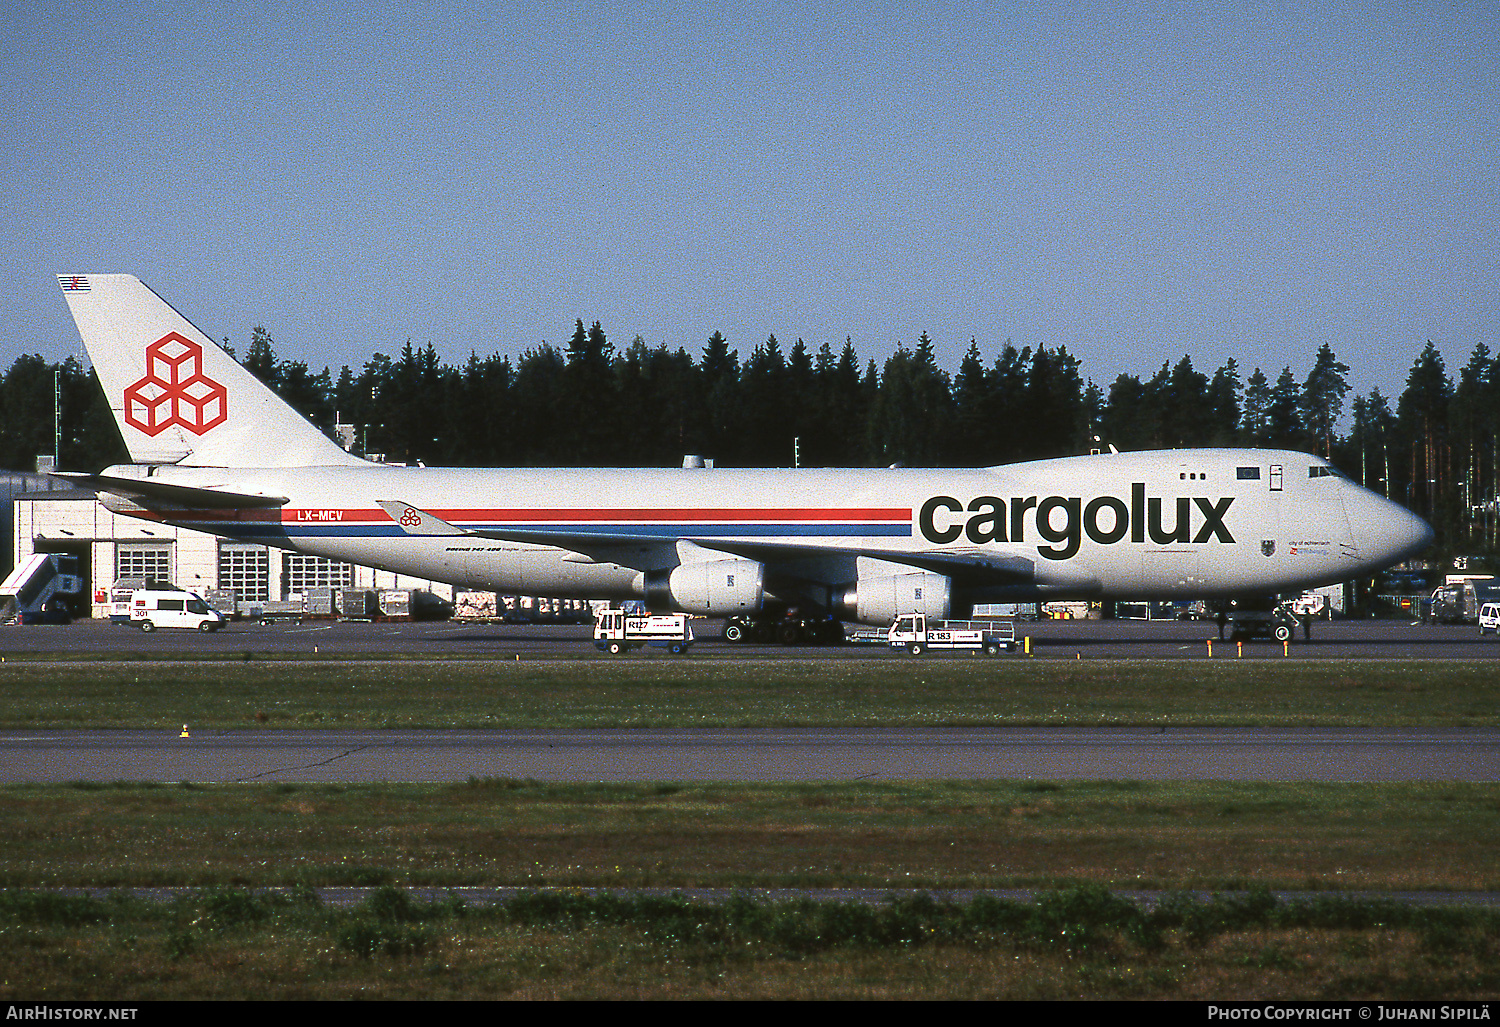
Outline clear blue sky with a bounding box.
[4,1,1496,411]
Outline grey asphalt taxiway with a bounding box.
[5,725,1500,783]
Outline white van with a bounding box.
[1479,602,1500,637]
[130,590,227,632]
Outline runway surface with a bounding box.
[6,726,1499,783]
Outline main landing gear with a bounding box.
[1214,598,1303,643]
[722,614,844,646]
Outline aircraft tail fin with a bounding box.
[56,274,365,468]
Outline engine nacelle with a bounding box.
[839,571,952,624]
[642,559,765,615]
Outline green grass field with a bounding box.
[4,885,1498,1000]
[2,779,1496,892]
[3,657,1497,998]
[0,657,1496,728]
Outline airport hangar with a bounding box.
[4,470,457,618]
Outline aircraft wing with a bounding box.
[51,472,290,509]
[376,501,1046,588]
[695,538,1045,588]
[375,500,667,556]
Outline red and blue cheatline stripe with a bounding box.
[162,506,915,539]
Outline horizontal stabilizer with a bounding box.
[52,472,289,509]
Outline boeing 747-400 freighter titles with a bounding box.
[55,274,1433,642]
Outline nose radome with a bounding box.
[1364,495,1433,565]
[1396,505,1436,561]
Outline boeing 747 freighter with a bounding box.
[55,274,1433,641]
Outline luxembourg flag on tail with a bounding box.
[58,275,90,292]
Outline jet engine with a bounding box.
[838,570,951,624]
[642,559,765,615]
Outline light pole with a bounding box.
[53,367,61,469]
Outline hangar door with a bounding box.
[218,543,270,603]
[33,539,91,617]
[115,542,173,588]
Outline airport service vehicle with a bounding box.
[593,608,694,654]
[1428,577,1499,625]
[107,577,172,623]
[1290,591,1328,618]
[1479,602,1500,637]
[1222,600,1302,643]
[129,589,227,632]
[54,274,1435,641]
[888,613,1013,655]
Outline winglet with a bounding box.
[376,501,467,536]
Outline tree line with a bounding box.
[2,322,1497,560]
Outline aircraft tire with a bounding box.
[777,622,802,646]
[723,621,746,643]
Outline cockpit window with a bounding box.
[1308,466,1347,479]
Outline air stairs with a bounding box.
[0,553,83,623]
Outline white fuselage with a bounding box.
[101,447,1432,621]
[55,274,1434,624]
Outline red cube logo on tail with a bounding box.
[123,334,228,436]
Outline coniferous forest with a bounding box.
[2,322,1497,562]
